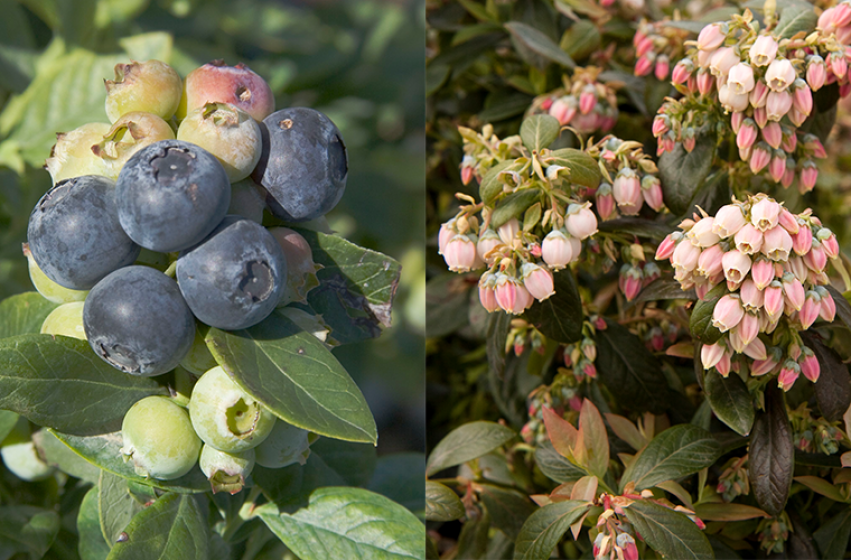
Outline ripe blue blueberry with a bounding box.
[27,175,140,290]
[252,108,347,222]
[177,216,287,330]
[116,140,230,252]
[84,266,195,376]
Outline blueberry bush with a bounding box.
[0,0,425,558]
[427,0,851,558]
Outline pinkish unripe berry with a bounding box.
[179,60,275,122]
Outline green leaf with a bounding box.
[689,284,726,344]
[490,189,541,229]
[425,481,464,522]
[535,442,586,483]
[704,369,755,436]
[827,284,851,331]
[0,292,58,338]
[504,21,575,69]
[426,273,473,338]
[775,4,817,39]
[802,333,851,422]
[206,312,377,444]
[480,484,537,539]
[0,506,60,558]
[368,453,426,514]
[659,129,716,216]
[99,471,144,548]
[595,320,669,414]
[78,486,111,560]
[524,269,583,344]
[258,487,424,560]
[32,428,100,483]
[520,115,560,152]
[479,159,518,204]
[479,90,535,122]
[49,430,209,493]
[554,0,608,19]
[813,508,851,560]
[624,501,713,560]
[597,217,673,241]
[310,437,377,488]
[0,410,19,444]
[620,425,720,492]
[559,21,600,61]
[548,148,602,189]
[748,384,794,517]
[0,335,165,435]
[296,229,401,345]
[107,493,208,560]
[426,421,515,476]
[513,500,591,560]
[633,276,696,304]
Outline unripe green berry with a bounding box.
[253,419,317,469]
[24,244,88,304]
[199,444,254,494]
[41,301,86,340]
[93,112,176,179]
[1,418,55,481]
[105,60,183,123]
[120,396,201,480]
[179,326,218,375]
[188,366,276,453]
[45,122,111,184]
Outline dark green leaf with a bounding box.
[775,4,817,39]
[534,442,586,483]
[486,312,527,427]
[98,471,144,548]
[688,171,731,218]
[0,410,18,444]
[597,217,672,241]
[252,453,346,514]
[800,103,837,144]
[426,421,515,475]
[814,82,840,113]
[559,21,600,61]
[0,335,165,436]
[430,33,503,69]
[426,273,474,338]
[479,90,535,122]
[548,148,602,189]
[520,114,560,152]
[50,430,209,494]
[659,130,716,216]
[689,284,726,344]
[480,160,518,204]
[662,21,707,33]
[258,487,424,560]
[206,312,377,444]
[310,437,377,488]
[78,486,110,560]
[748,384,794,517]
[633,276,697,304]
[425,64,450,96]
[296,229,401,345]
[624,501,713,560]
[620,425,720,491]
[368,453,425,514]
[705,369,755,436]
[107,493,208,560]
[491,189,541,228]
[32,428,100,483]
[524,269,583,344]
[0,506,60,558]
[554,0,608,19]
[504,21,575,68]
[457,0,496,21]
[827,285,851,331]
[0,292,58,338]
[480,484,537,538]
[803,333,851,422]
[513,500,591,560]
[813,508,851,560]
[425,481,464,522]
[456,510,490,559]
[595,320,669,414]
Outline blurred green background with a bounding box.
[0,0,425,455]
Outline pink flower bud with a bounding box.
[461,166,474,185]
[736,312,760,345]
[540,97,553,111]
[716,351,732,377]
[697,69,714,96]
[644,262,661,284]
[737,119,758,150]
[672,236,702,271]
[792,226,813,255]
[566,203,598,240]
[788,107,807,127]
[672,60,692,84]
[613,168,643,215]
[438,220,456,254]
[750,35,778,67]
[713,294,744,332]
[800,161,818,191]
[740,278,764,310]
[642,176,664,212]
[477,229,502,263]
[728,63,755,94]
[497,218,520,245]
[778,362,800,391]
[713,204,747,237]
[522,263,555,301]
[635,56,654,77]
[820,231,839,258]
[444,235,482,272]
[793,80,813,116]
[761,122,782,149]
[684,135,696,152]
[701,341,726,369]
[766,59,796,92]
[735,223,764,254]
[697,244,725,278]
[768,153,786,182]
[478,274,499,312]
[819,6,837,30]
[762,225,793,261]
[831,51,848,80]
[754,106,769,128]
[710,47,739,77]
[800,351,821,382]
[782,274,805,311]
[579,85,597,115]
[781,128,797,152]
[819,287,836,322]
[750,143,771,173]
[805,135,827,158]
[743,334,767,360]
[688,217,721,247]
[652,115,669,137]
[656,233,680,261]
[549,97,577,125]
[782,162,796,188]
[787,255,808,283]
[807,55,826,91]
[804,244,827,272]
[766,90,793,121]
[596,183,615,221]
[698,23,725,51]
[799,291,822,328]
[655,55,671,80]
[619,265,644,301]
[778,208,799,235]
[835,2,851,27]
[636,35,654,58]
[619,534,639,560]
[751,258,775,290]
[542,229,576,270]
[750,79,769,108]
[722,249,752,283]
[731,111,745,134]
[764,281,785,317]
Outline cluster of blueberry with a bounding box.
[22,59,345,488]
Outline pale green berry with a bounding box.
[105,60,183,123]
[23,244,88,304]
[120,396,201,480]
[0,417,55,481]
[177,103,262,182]
[188,366,276,453]
[198,444,254,494]
[40,301,86,340]
[179,326,217,375]
[253,420,317,469]
[93,111,175,179]
[45,122,111,185]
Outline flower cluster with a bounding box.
[633,19,691,79]
[656,194,839,392]
[520,382,582,446]
[591,136,664,220]
[527,68,619,135]
[789,402,844,454]
[652,10,844,192]
[716,456,749,502]
[458,124,523,187]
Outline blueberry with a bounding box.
[177,216,286,330]
[27,175,141,290]
[116,140,230,252]
[84,266,195,376]
[252,108,347,222]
